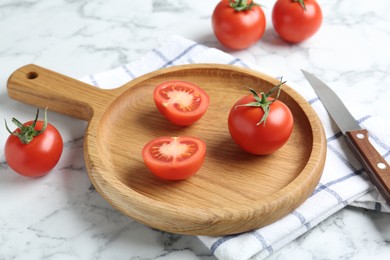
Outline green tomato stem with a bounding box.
[229,0,258,11]
[294,0,307,11]
[5,108,48,144]
[235,78,286,126]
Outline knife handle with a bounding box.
[345,129,390,205]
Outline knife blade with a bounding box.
[302,70,390,205]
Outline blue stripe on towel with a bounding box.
[253,231,273,255]
[311,169,364,197]
[305,222,312,229]
[375,202,382,212]
[357,115,371,124]
[367,130,390,152]
[210,231,275,255]
[210,233,241,253]
[228,58,250,68]
[152,43,199,69]
[291,210,306,224]
[327,144,359,171]
[327,132,344,142]
[121,65,136,79]
[292,210,312,230]
[308,97,319,104]
[89,74,99,87]
[152,48,170,63]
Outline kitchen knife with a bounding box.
[302,70,390,205]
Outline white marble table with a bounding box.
[1,0,390,259]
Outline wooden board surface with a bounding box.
[7,64,326,236]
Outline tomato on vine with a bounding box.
[272,0,322,43]
[4,108,63,177]
[228,80,294,155]
[212,0,266,50]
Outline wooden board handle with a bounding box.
[7,64,116,121]
[345,129,390,204]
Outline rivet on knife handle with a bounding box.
[345,129,390,204]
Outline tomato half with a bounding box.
[228,89,293,155]
[142,136,206,180]
[212,0,266,50]
[272,0,323,43]
[5,120,63,177]
[153,81,209,126]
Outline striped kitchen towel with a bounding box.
[79,35,390,260]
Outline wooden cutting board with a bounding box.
[7,64,326,236]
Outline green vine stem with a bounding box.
[229,0,259,11]
[235,79,287,125]
[5,108,48,144]
[293,0,307,11]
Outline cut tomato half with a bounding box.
[142,136,206,180]
[153,81,210,126]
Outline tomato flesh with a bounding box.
[4,121,63,177]
[142,136,206,180]
[153,81,209,126]
[228,95,293,155]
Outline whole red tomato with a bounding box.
[212,0,266,50]
[272,0,322,43]
[228,82,293,155]
[142,136,206,180]
[4,109,63,177]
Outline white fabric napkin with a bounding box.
[79,35,390,260]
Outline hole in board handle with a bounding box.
[378,163,387,170]
[27,71,38,79]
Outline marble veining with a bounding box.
[1,0,390,259]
